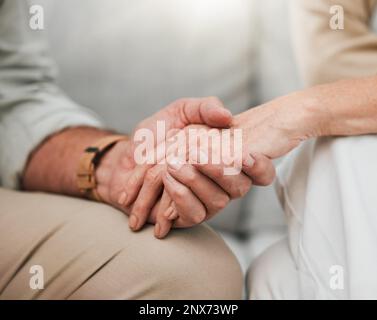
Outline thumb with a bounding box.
[175,97,233,128]
[201,104,233,128]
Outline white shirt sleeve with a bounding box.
[0,0,104,189]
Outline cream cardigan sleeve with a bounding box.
[291,0,377,86]
[0,0,103,188]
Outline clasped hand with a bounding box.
[96,97,293,239]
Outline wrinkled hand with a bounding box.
[141,97,302,239]
[233,98,306,159]
[94,97,235,218]
[151,124,276,238]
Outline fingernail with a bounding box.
[244,154,255,168]
[168,157,183,171]
[219,107,232,118]
[129,214,138,230]
[154,223,161,238]
[118,191,128,205]
[163,207,174,218]
[168,208,178,220]
[208,105,232,118]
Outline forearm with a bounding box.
[233,76,377,161]
[22,127,114,196]
[0,1,107,189]
[292,77,377,139]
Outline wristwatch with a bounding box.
[77,134,128,201]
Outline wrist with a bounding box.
[94,139,133,203]
[76,134,129,202]
[23,127,112,196]
[232,91,324,159]
[271,90,327,141]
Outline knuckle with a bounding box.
[127,175,138,189]
[173,187,187,200]
[239,179,252,197]
[131,204,146,217]
[109,189,120,204]
[253,157,272,177]
[145,168,161,185]
[209,166,224,179]
[256,174,270,186]
[230,179,252,199]
[192,211,206,224]
[252,158,276,186]
[182,169,196,185]
[229,182,242,199]
[258,171,276,186]
[249,164,263,179]
[212,195,230,211]
[174,97,189,107]
[229,191,240,200]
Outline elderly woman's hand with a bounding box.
[127,76,377,239]
[152,93,314,239]
[129,124,265,236]
[233,94,311,161]
[146,123,276,239]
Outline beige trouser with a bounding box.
[0,188,242,300]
